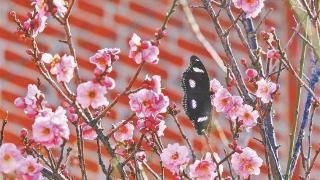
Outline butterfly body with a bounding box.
[182,55,212,135]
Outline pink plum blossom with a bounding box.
[34,0,67,16]
[137,115,166,137]
[160,143,189,175]
[189,152,223,180]
[256,79,277,103]
[0,143,22,174]
[245,68,258,79]
[101,76,116,90]
[129,89,169,118]
[212,88,233,113]
[210,78,223,93]
[17,155,43,180]
[15,84,46,118]
[129,33,159,64]
[226,96,244,121]
[233,0,264,18]
[93,68,116,89]
[65,106,78,123]
[113,121,134,142]
[32,107,70,148]
[267,49,281,62]
[144,75,162,94]
[238,104,259,129]
[76,81,109,109]
[42,53,77,83]
[23,12,47,38]
[81,123,97,140]
[231,147,263,178]
[90,48,120,72]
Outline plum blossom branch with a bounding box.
[96,138,108,177]
[180,0,227,73]
[305,146,320,178]
[95,64,144,121]
[202,0,253,104]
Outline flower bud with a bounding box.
[235,146,243,153]
[20,128,28,138]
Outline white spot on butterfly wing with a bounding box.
[197,116,208,122]
[190,99,197,109]
[189,79,196,88]
[193,67,205,73]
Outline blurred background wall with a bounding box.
[0,0,319,179]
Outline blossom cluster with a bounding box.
[0,143,43,179]
[160,142,262,179]
[15,85,70,149]
[232,0,265,18]
[16,0,68,38]
[211,79,259,130]
[76,48,120,109]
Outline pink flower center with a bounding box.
[28,164,36,173]
[50,55,61,67]
[261,86,269,94]
[143,100,151,107]
[42,127,51,135]
[245,0,255,4]
[88,91,97,99]
[119,126,128,134]
[3,154,12,162]
[96,56,106,67]
[243,112,251,120]
[171,152,179,160]
[245,162,254,171]
[221,97,230,106]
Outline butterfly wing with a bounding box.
[182,55,212,135]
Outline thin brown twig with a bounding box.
[142,162,161,180]
[121,135,145,166]
[64,0,76,20]
[0,111,8,146]
[272,31,320,104]
[305,146,320,178]
[55,139,67,173]
[76,125,88,180]
[305,105,316,178]
[106,113,135,138]
[96,138,108,177]
[170,114,196,162]
[202,0,253,104]
[202,132,221,180]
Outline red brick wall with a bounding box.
[1,0,319,179]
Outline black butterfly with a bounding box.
[182,55,212,135]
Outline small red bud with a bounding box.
[20,128,28,138]
[28,139,35,145]
[232,140,238,146]
[27,12,33,18]
[270,27,276,33]
[26,49,34,56]
[228,143,235,149]
[235,146,243,153]
[141,41,149,49]
[9,11,16,19]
